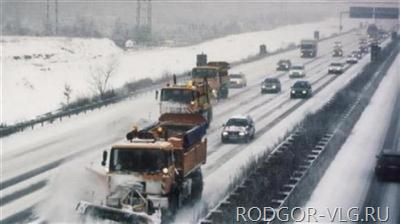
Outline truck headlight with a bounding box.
[302,90,307,94]
[291,90,296,94]
[162,168,169,174]
[272,85,276,89]
[239,131,245,136]
[222,131,228,136]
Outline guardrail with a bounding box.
[200,37,399,224]
[0,29,357,138]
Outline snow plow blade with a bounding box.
[76,201,153,224]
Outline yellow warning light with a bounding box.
[190,101,195,105]
[157,127,163,133]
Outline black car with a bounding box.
[261,78,281,93]
[375,150,400,181]
[276,59,291,71]
[221,115,255,143]
[290,81,312,98]
[351,50,362,60]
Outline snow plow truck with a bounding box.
[191,61,230,99]
[158,76,213,124]
[76,113,207,223]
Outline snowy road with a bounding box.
[1,30,373,223]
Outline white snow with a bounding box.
[301,53,399,223]
[2,18,359,124]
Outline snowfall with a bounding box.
[2,17,360,125]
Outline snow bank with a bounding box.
[2,18,358,124]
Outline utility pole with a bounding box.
[55,0,58,35]
[339,11,349,33]
[136,0,152,40]
[46,0,50,34]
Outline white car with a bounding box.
[328,62,345,74]
[289,65,306,78]
[346,55,358,64]
[229,73,247,88]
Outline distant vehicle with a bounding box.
[289,64,306,78]
[359,45,369,54]
[328,62,345,74]
[300,39,318,58]
[229,73,247,88]
[346,54,358,64]
[221,115,255,143]
[290,80,312,98]
[192,61,230,99]
[334,41,342,48]
[352,50,362,60]
[332,48,343,57]
[276,59,292,71]
[375,150,400,181]
[261,78,281,93]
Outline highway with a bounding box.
[0,29,377,223]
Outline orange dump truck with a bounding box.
[191,61,230,99]
[159,79,213,124]
[76,113,207,223]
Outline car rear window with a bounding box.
[381,155,400,165]
[291,65,304,70]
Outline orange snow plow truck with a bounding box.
[76,113,207,223]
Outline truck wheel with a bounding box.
[191,169,203,201]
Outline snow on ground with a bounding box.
[2,18,359,124]
[301,53,399,223]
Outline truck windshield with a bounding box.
[192,68,217,78]
[161,89,195,103]
[110,148,169,173]
[301,44,315,49]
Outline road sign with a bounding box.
[350,7,373,18]
[375,7,399,19]
[350,6,399,19]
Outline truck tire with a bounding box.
[191,169,203,201]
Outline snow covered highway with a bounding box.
[1,26,381,224]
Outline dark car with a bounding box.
[221,115,255,143]
[261,78,281,93]
[290,81,312,98]
[351,50,362,60]
[375,150,400,181]
[276,59,292,71]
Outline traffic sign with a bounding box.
[350,7,373,18]
[375,7,399,19]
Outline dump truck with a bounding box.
[300,39,318,58]
[191,61,230,99]
[76,113,207,223]
[158,76,213,124]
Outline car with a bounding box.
[332,48,343,57]
[276,59,292,71]
[346,54,358,64]
[351,50,362,59]
[289,64,306,78]
[261,78,281,93]
[290,80,312,98]
[375,150,400,181]
[221,115,255,143]
[229,73,247,88]
[334,41,342,48]
[328,62,345,74]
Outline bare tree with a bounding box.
[63,83,72,105]
[90,57,118,99]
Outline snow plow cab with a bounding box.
[159,80,213,123]
[192,61,230,99]
[76,113,207,223]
